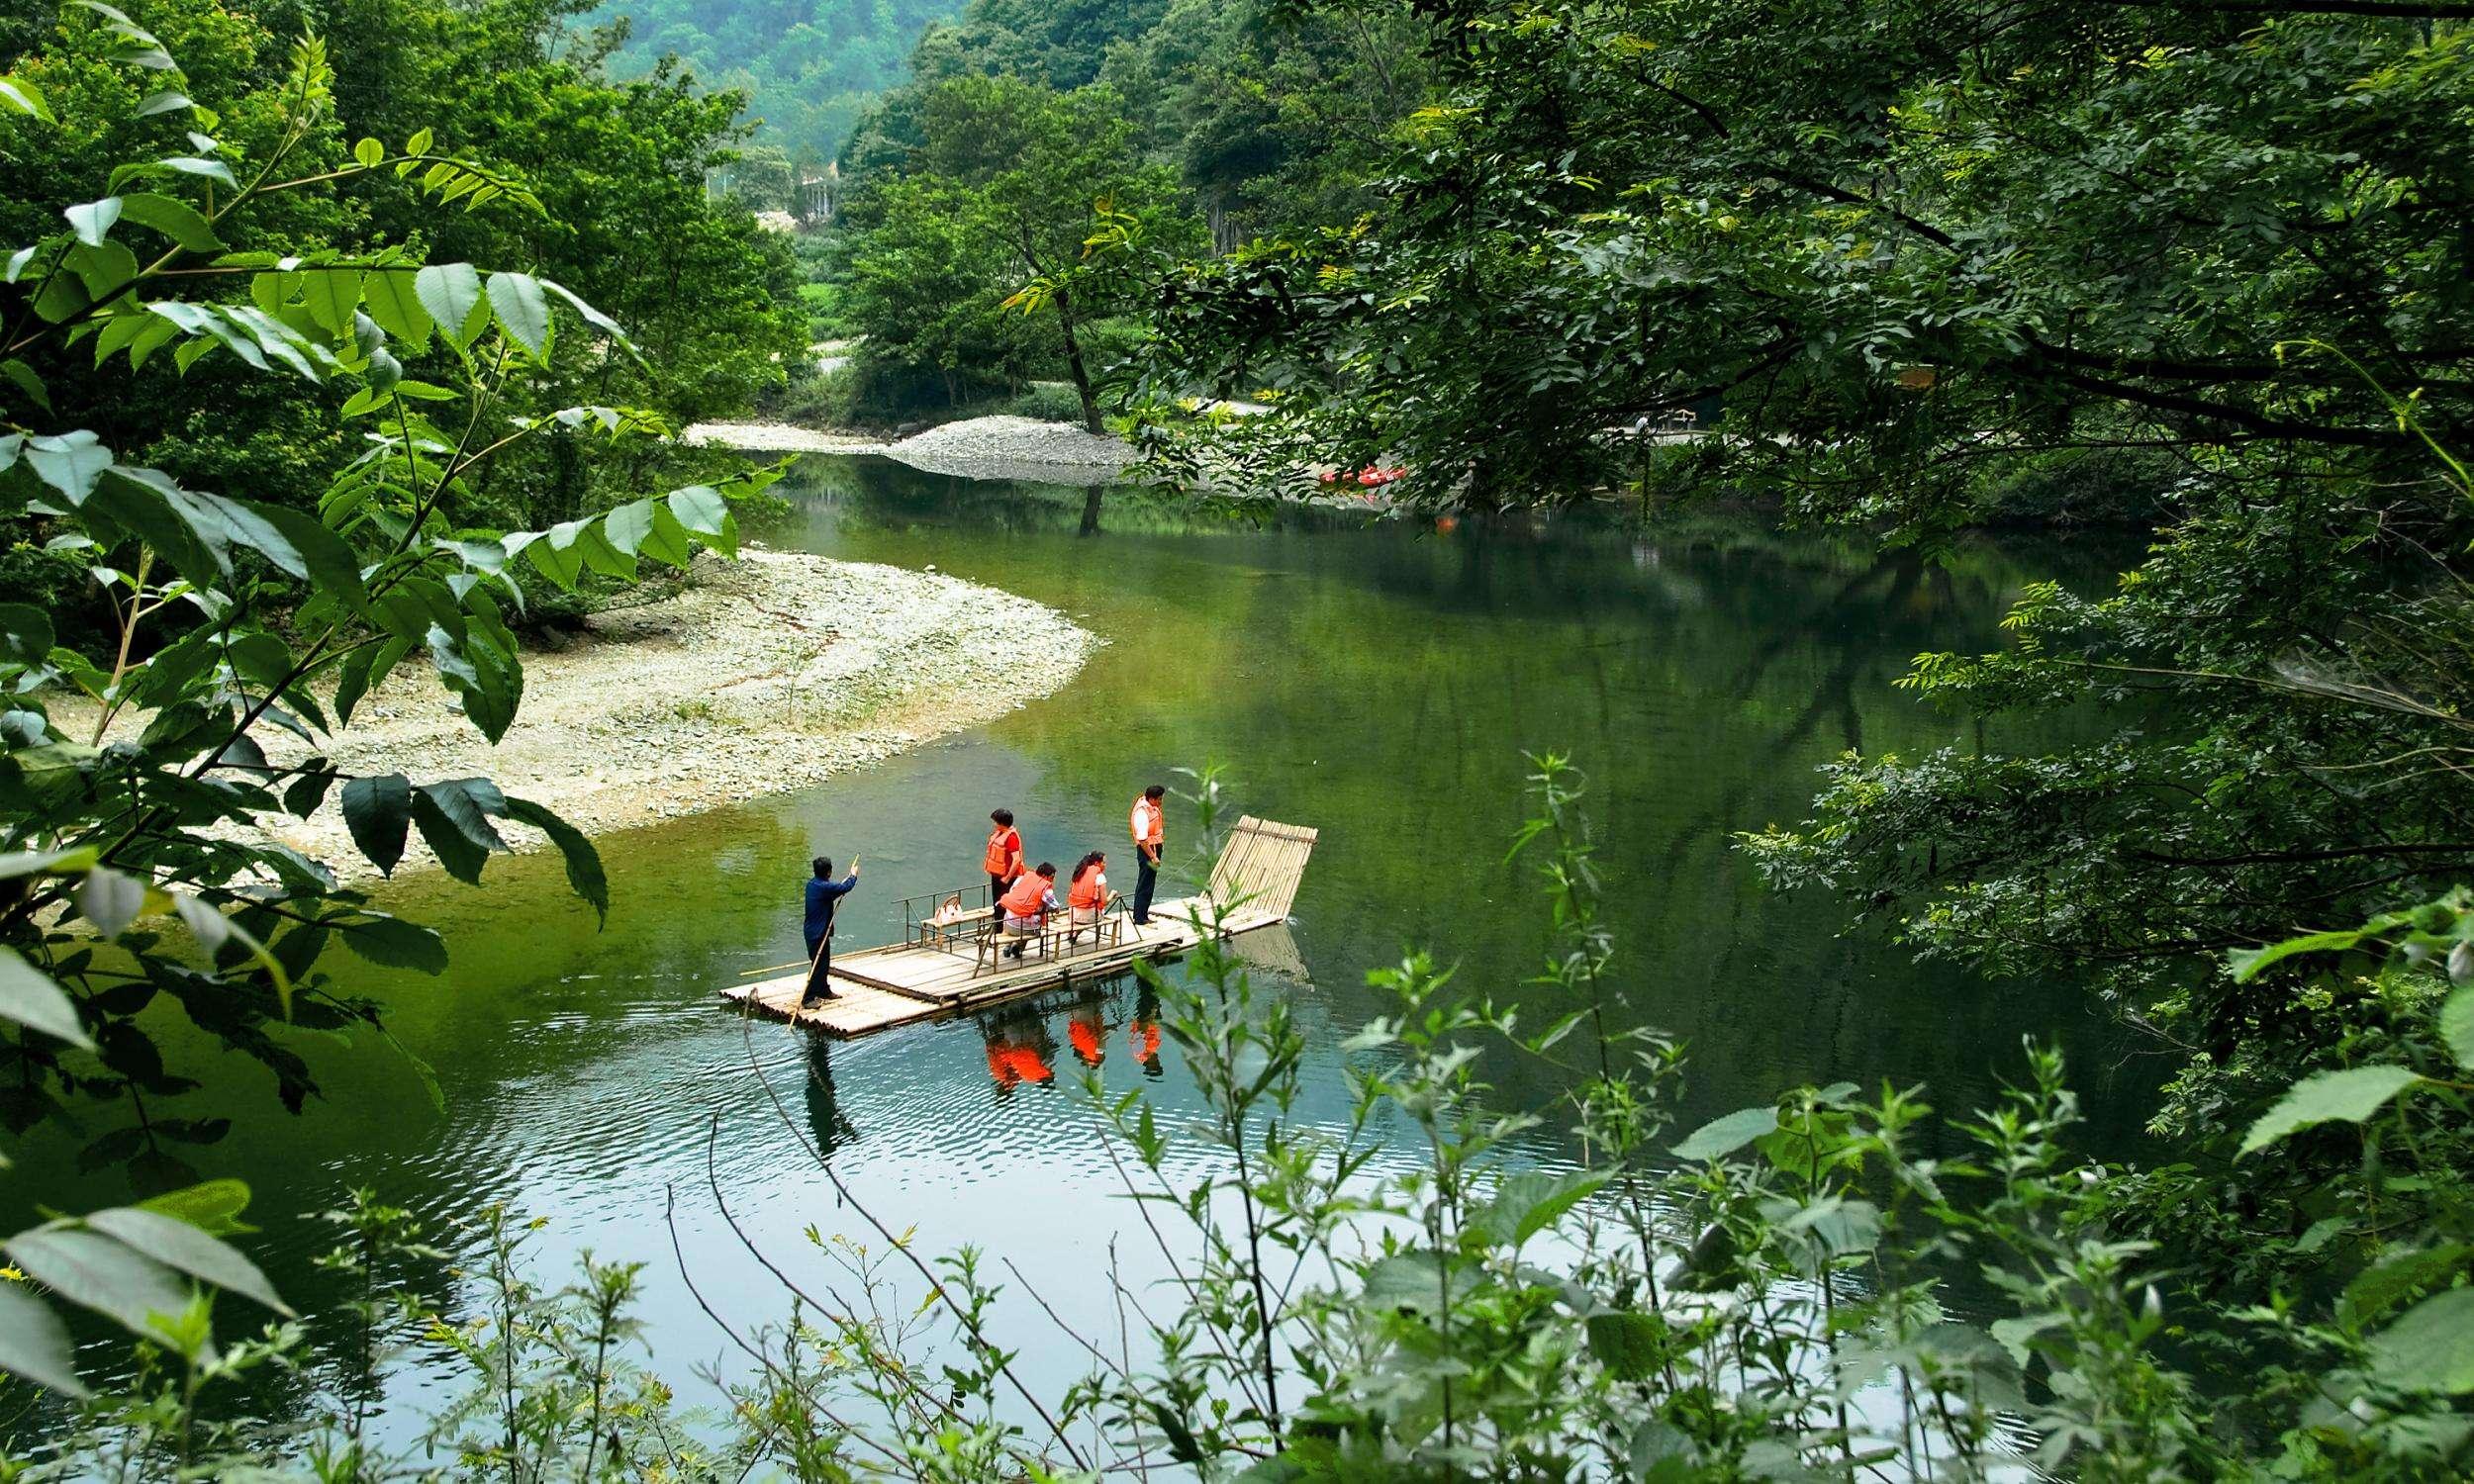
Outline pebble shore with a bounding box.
[61,548,1098,881]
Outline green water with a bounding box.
[9,457,2151,1433]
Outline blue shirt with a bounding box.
[804,873,857,946]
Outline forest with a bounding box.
[6,0,2474,1479]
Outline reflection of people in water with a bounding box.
[1128,982,1165,1078]
[803,1031,858,1158]
[1067,990,1107,1068]
[981,1005,1056,1095]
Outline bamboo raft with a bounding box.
[719,816,1317,1038]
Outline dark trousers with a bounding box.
[802,931,832,1004]
[1132,847,1160,923]
[990,872,1008,922]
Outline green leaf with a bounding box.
[335,913,446,974]
[299,268,362,337]
[84,1207,290,1316]
[1674,1104,1779,1161]
[0,1284,86,1397]
[352,137,383,167]
[340,772,412,875]
[2239,1066,2426,1156]
[410,778,508,882]
[541,278,638,358]
[2369,1288,2474,1394]
[1477,1168,1606,1248]
[1361,1250,1476,1314]
[0,948,93,1050]
[23,429,112,503]
[2230,929,2366,983]
[507,796,608,925]
[131,89,191,117]
[0,603,56,664]
[2340,1245,2474,1329]
[247,502,368,613]
[637,501,694,569]
[4,1228,193,1345]
[1586,1311,1666,1382]
[361,269,432,351]
[136,1179,256,1238]
[413,262,485,348]
[603,497,654,556]
[77,866,149,937]
[406,126,433,156]
[0,74,55,124]
[1,357,51,412]
[64,197,122,248]
[115,192,221,252]
[485,271,551,357]
[667,484,736,557]
[2442,985,2474,1071]
[157,156,239,190]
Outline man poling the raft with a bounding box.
[802,854,860,1007]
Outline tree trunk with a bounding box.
[1053,286,1104,435]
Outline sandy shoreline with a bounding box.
[58,548,1098,880]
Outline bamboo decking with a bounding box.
[718,816,1317,1040]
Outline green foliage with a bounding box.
[1122,0,2474,1326]
[584,0,970,160]
[835,74,1202,431]
[0,3,775,1261]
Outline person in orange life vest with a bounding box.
[1129,785,1166,925]
[999,863,1060,958]
[983,808,1024,923]
[1065,850,1109,945]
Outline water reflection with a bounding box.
[2,457,2156,1449]
[803,1033,859,1160]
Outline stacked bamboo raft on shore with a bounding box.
[719,816,1317,1039]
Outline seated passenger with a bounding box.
[999,863,1060,959]
[1066,851,1110,944]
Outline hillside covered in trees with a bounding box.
[584,0,967,161]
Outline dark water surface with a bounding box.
[11,458,2156,1438]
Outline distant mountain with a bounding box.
[586,0,971,158]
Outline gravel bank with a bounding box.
[68,549,1097,880]
[687,415,1134,483]
[680,421,887,454]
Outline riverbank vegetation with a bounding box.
[9,0,2474,1477]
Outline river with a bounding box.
[10,456,2155,1442]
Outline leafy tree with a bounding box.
[836,173,1053,407]
[839,75,1198,429]
[1138,0,2474,1285]
[1099,0,1434,243]
[0,4,764,1212]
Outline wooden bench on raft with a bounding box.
[976,895,1128,975]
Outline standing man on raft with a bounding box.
[1129,784,1166,926]
[803,854,860,1007]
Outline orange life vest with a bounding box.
[983,826,1021,879]
[1069,865,1107,910]
[1130,795,1162,847]
[1001,873,1052,918]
